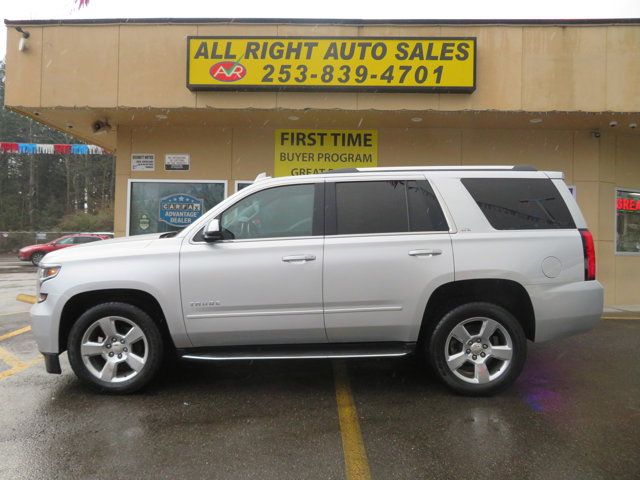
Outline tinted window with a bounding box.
[462,178,575,230]
[55,237,75,245]
[334,180,448,235]
[75,236,101,244]
[220,184,315,239]
[407,180,449,232]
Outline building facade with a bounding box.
[3,18,640,305]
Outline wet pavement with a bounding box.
[0,255,36,314]
[0,309,638,480]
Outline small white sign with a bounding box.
[165,153,190,171]
[131,153,155,172]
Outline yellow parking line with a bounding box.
[0,311,30,317]
[333,361,372,480]
[0,326,32,342]
[602,316,640,321]
[0,345,42,381]
[16,294,37,305]
[0,346,26,370]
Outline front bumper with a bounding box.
[527,280,604,342]
[18,251,31,261]
[30,292,63,355]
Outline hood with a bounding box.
[41,233,167,265]
[19,243,45,253]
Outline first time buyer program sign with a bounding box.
[275,130,378,176]
[187,37,476,92]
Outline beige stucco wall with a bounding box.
[5,22,640,113]
[4,21,639,304]
[113,125,640,305]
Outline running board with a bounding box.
[179,342,415,361]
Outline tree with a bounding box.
[0,60,115,232]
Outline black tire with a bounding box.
[31,251,45,266]
[67,302,164,394]
[427,302,527,396]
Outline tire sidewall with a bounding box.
[428,302,527,396]
[67,302,164,394]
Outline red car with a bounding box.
[18,233,111,266]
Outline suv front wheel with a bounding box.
[67,302,164,393]
[428,302,527,396]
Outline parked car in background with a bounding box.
[18,233,112,266]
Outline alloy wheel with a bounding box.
[80,316,149,383]
[444,316,513,385]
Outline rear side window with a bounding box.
[461,178,575,230]
[334,180,448,235]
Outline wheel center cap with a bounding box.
[470,343,483,355]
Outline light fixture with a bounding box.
[629,122,637,129]
[288,115,300,121]
[609,120,618,128]
[411,117,423,123]
[155,114,168,120]
[92,119,112,134]
[529,118,543,124]
[16,27,30,52]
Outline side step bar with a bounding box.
[179,342,416,362]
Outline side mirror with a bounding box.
[203,218,224,242]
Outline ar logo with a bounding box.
[209,61,247,82]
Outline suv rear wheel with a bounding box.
[67,302,164,394]
[428,302,526,396]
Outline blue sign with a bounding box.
[159,194,204,227]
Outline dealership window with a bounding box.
[235,181,253,193]
[128,180,226,236]
[616,188,640,254]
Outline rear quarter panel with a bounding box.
[430,173,602,342]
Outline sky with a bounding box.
[2,0,640,58]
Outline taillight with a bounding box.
[579,228,596,281]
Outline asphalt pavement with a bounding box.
[0,255,639,479]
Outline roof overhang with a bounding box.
[8,106,640,153]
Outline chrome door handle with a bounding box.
[408,249,442,257]
[282,254,316,263]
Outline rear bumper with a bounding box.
[527,281,604,342]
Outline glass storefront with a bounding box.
[235,181,253,192]
[129,180,226,236]
[616,188,640,254]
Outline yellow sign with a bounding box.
[275,130,378,176]
[187,37,476,92]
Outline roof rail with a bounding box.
[254,172,271,182]
[326,165,537,174]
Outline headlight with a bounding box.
[38,265,61,283]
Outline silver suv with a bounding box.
[31,166,603,395]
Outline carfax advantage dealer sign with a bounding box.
[187,37,476,92]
